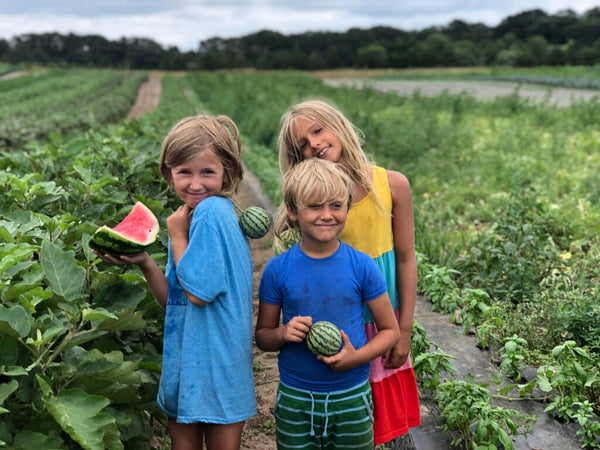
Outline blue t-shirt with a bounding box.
[258,240,387,392]
[158,196,256,424]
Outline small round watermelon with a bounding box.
[273,228,301,256]
[306,321,342,357]
[239,206,271,239]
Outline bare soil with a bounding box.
[322,77,600,107]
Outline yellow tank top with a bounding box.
[339,166,394,259]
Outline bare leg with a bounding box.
[205,421,245,450]
[168,418,204,450]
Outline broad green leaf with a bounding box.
[95,308,146,331]
[40,239,85,301]
[0,304,32,338]
[13,430,64,450]
[536,373,553,392]
[2,366,28,376]
[82,307,119,321]
[93,283,147,312]
[37,375,121,450]
[504,340,517,353]
[0,380,18,405]
[0,243,37,275]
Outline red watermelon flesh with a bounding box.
[89,202,159,256]
[112,202,158,243]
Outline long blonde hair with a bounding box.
[159,115,243,197]
[278,100,373,194]
[274,158,354,240]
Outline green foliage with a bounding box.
[0,69,147,150]
[434,375,536,450]
[0,74,200,448]
[499,334,530,382]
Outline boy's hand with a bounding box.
[318,330,357,372]
[283,315,312,343]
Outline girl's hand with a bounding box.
[93,250,149,266]
[283,315,312,343]
[318,330,358,372]
[383,332,411,369]
[167,204,192,240]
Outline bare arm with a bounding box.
[168,204,207,307]
[320,293,399,371]
[255,301,312,352]
[387,169,418,368]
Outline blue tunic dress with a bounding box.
[157,196,256,424]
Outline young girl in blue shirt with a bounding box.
[94,115,256,450]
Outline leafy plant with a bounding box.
[434,374,536,449]
[499,334,531,382]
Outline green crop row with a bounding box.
[0,69,147,150]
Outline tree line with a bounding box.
[1,8,599,70]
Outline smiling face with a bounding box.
[292,116,343,163]
[287,193,348,249]
[171,148,224,209]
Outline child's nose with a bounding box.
[190,176,203,190]
[320,206,333,219]
[308,135,320,150]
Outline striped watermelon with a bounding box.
[273,228,301,256]
[306,321,342,357]
[238,205,271,239]
[89,202,159,256]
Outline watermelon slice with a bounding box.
[89,202,159,256]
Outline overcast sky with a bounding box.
[1,1,597,51]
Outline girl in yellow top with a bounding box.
[275,100,421,447]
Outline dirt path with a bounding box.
[323,78,600,107]
[126,71,164,122]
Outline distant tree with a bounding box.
[494,9,548,40]
[0,39,9,59]
[452,40,485,66]
[528,9,578,44]
[355,43,388,68]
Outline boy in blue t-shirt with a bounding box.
[255,158,400,449]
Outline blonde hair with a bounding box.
[159,115,243,197]
[274,158,354,240]
[278,100,373,197]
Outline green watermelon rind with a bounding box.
[89,202,159,256]
[306,321,342,357]
[89,225,155,256]
[239,206,271,239]
[273,228,301,256]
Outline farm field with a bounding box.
[323,78,600,107]
[0,67,599,449]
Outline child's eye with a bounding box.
[331,202,344,209]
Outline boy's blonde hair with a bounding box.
[159,115,243,197]
[278,100,373,197]
[274,158,354,239]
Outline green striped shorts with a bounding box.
[274,380,374,449]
